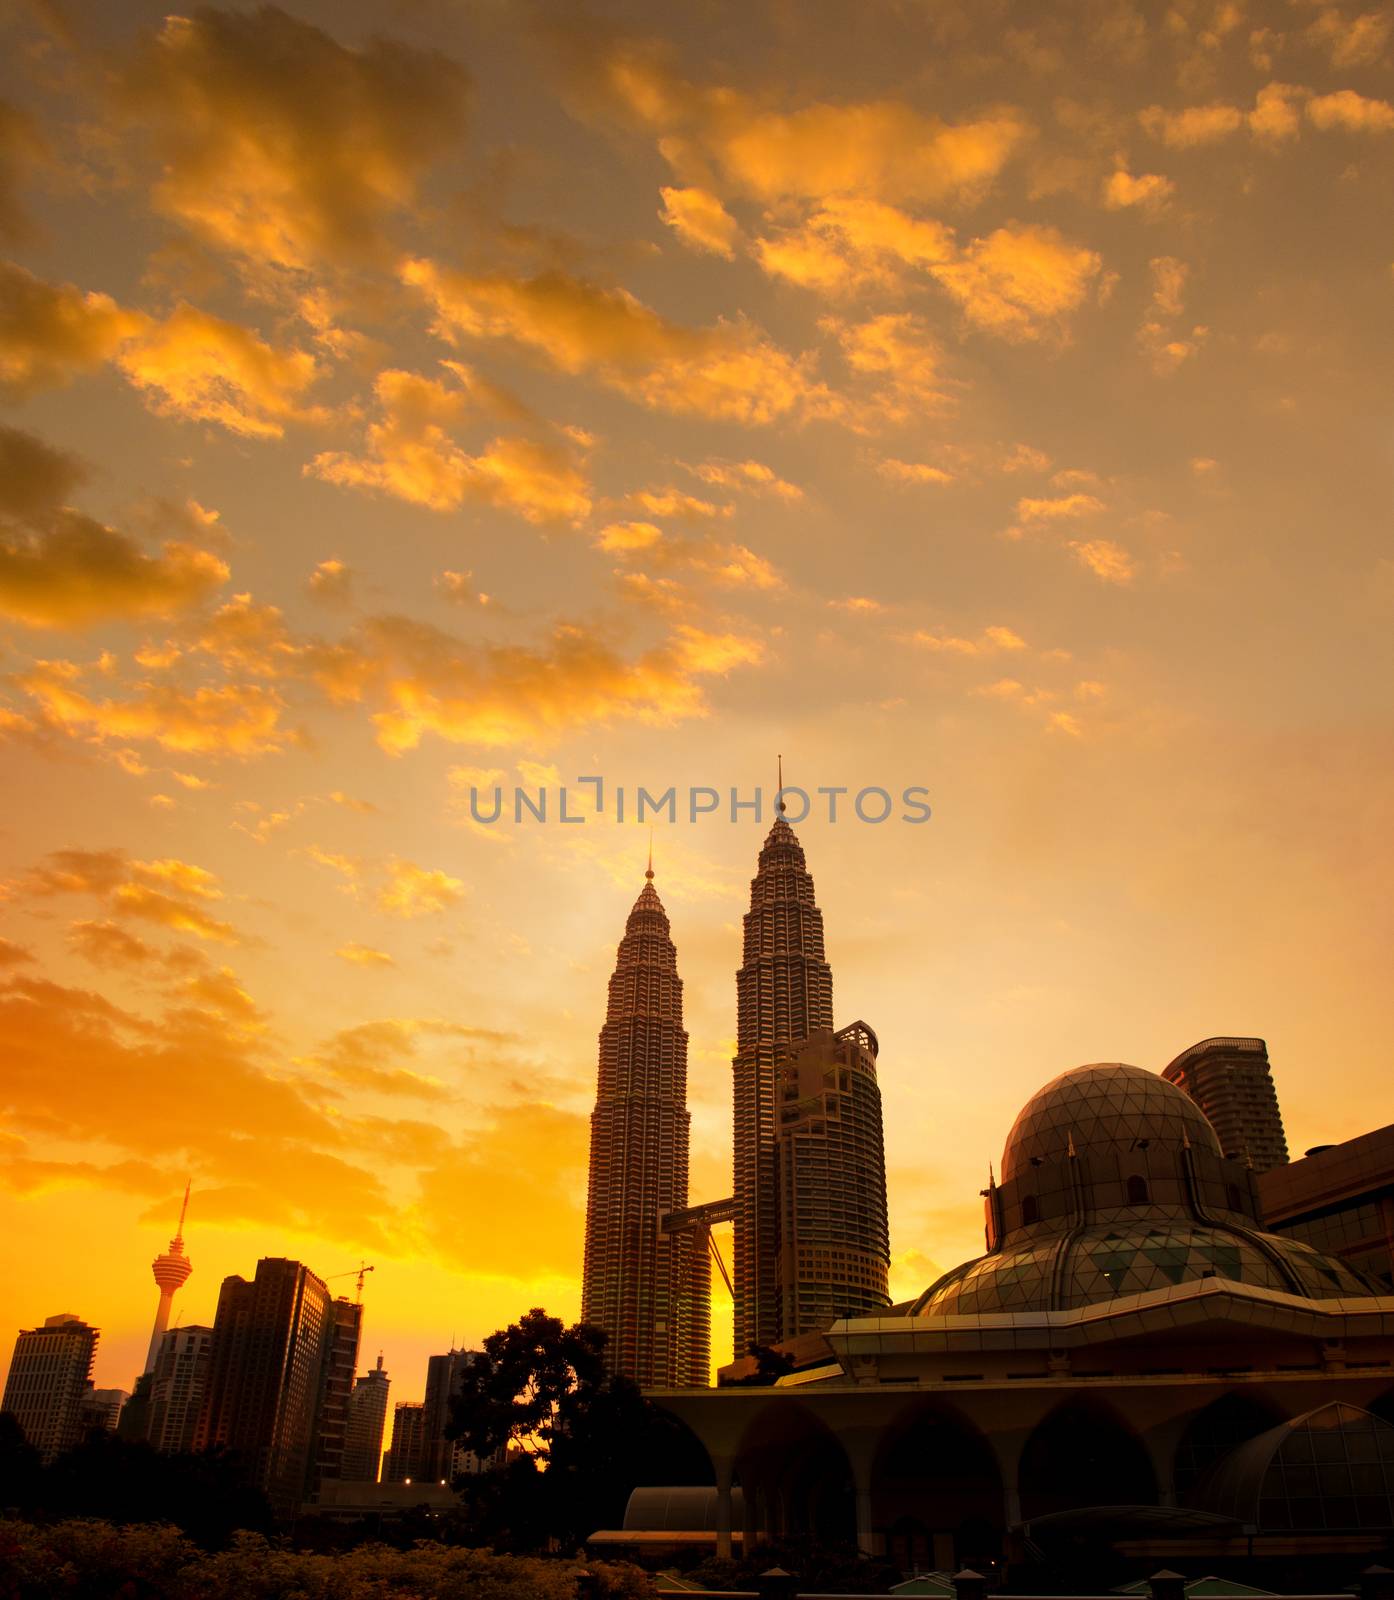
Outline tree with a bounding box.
[448,1307,609,1465]
[446,1307,702,1552]
[0,1409,41,1509]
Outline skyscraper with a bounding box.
[382,1400,428,1483]
[146,1324,213,1453]
[144,1183,193,1374]
[194,1257,356,1515]
[305,1294,363,1502]
[342,1354,390,1483]
[1,1313,100,1463]
[774,1021,891,1335]
[732,815,835,1354]
[582,859,709,1386]
[1163,1036,1290,1172]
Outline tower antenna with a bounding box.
[777,752,786,814]
[175,1178,191,1242]
[646,827,654,880]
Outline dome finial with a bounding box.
[1067,1129,1078,1158]
[645,827,654,880]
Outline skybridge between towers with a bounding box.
[661,1197,739,1298]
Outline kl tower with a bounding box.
[144,1182,193,1373]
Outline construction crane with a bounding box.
[327,1262,376,1302]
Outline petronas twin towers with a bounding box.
[581,814,891,1386]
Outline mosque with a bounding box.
[643,1062,1394,1576]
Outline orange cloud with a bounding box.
[117,6,470,273]
[591,47,1025,205]
[116,303,326,439]
[1069,537,1137,584]
[878,458,954,486]
[931,223,1102,341]
[20,849,242,944]
[377,858,466,919]
[308,367,592,522]
[402,258,835,425]
[909,624,1028,655]
[0,261,142,398]
[1306,90,1394,134]
[0,425,229,628]
[17,660,290,756]
[691,459,803,501]
[1102,169,1175,212]
[823,312,951,423]
[659,185,740,258]
[307,612,763,753]
[336,943,396,968]
[754,196,955,293]
[1016,491,1107,522]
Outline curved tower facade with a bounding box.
[732,816,836,1354]
[144,1183,192,1374]
[582,867,709,1386]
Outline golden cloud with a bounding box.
[659,185,740,258]
[336,943,395,968]
[118,6,470,273]
[1102,169,1175,212]
[909,624,1028,655]
[0,966,404,1251]
[1069,537,1136,584]
[591,47,1025,205]
[20,848,242,944]
[402,258,836,425]
[619,486,726,521]
[1016,491,1107,522]
[116,303,326,439]
[308,611,764,752]
[596,520,663,552]
[377,857,466,918]
[878,458,954,486]
[1140,101,1246,147]
[0,425,229,628]
[823,312,951,424]
[931,223,1102,341]
[18,659,291,756]
[755,196,955,294]
[0,260,143,398]
[1306,90,1394,133]
[307,367,593,522]
[692,458,803,501]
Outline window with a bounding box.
[1021,1194,1039,1225]
[1127,1174,1150,1205]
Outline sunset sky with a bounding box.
[1,0,1392,1403]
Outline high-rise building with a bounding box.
[78,1386,128,1434]
[774,1022,891,1335]
[582,860,709,1387]
[144,1183,193,1374]
[342,1355,391,1483]
[306,1295,363,1501]
[146,1325,213,1453]
[732,815,835,1354]
[1,1313,100,1463]
[194,1258,354,1515]
[1162,1036,1289,1172]
[382,1400,428,1483]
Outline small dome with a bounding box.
[1001,1062,1220,1183]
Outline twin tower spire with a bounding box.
[581,804,892,1385]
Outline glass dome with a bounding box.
[1001,1062,1220,1182]
[908,1062,1383,1317]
